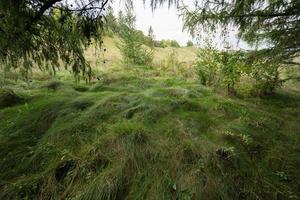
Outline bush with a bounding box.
[194,47,220,87]
[161,40,170,48]
[160,40,180,48]
[218,51,243,95]
[143,36,154,47]
[187,41,194,47]
[194,45,283,96]
[118,30,153,66]
[132,46,153,66]
[194,47,244,95]
[170,40,180,48]
[164,50,181,71]
[153,40,162,47]
[248,60,282,96]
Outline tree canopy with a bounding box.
[1,0,299,80]
[0,0,108,80]
[179,0,300,65]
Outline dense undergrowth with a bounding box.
[0,66,300,200]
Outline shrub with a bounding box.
[218,51,243,95]
[247,60,282,96]
[170,40,180,48]
[118,32,153,66]
[194,47,220,87]
[194,45,284,96]
[187,41,194,47]
[161,40,170,48]
[153,40,163,48]
[144,36,154,47]
[164,50,182,73]
[160,40,180,48]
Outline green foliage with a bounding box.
[160,39,180,48]
[1,66,300,199]
[180,0,300,65]
[246,58,283,96]
[153,40,163,48]
[163,50,183,75]
[218,50,243,95]
[170,40,180,48]
[145,26,155,47]
[117,4,153,66]
[104,6,119,37]
[194,45,282,96]
[186,41,194,47]
[0,0,107,80]
[165,50,178,68]
[160,40,170,48]
[104,8,178,50]
[194,46,220,87]
[118,28,153,66]
[143,36,155,47]
[105,8,156,49]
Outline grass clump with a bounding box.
[73,85,90,92]
[44,80,64,91]
[0,88,25,109]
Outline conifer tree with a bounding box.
[0,0,109,80]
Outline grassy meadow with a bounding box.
[0,36,300,200]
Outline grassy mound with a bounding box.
[43,81,64,91]
[0,88,25,109]
[0,67,300,200]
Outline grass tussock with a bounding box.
[0,88,25,109]
[0,66,300,200]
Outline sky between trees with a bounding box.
[112,0,252,49]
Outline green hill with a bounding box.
[84,36,198,70]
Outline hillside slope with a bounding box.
[0,66,300,199]
[84,36,198,71]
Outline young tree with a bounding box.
[194,43,244,95]
[117,3,153,65]
[105,6,119,36]
[148,26,155,40]
[194,46,221,87]
[218,51,243,95]
[145,26,155,47]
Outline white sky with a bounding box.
[112,0,251,49]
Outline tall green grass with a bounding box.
[0,66,299,199]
